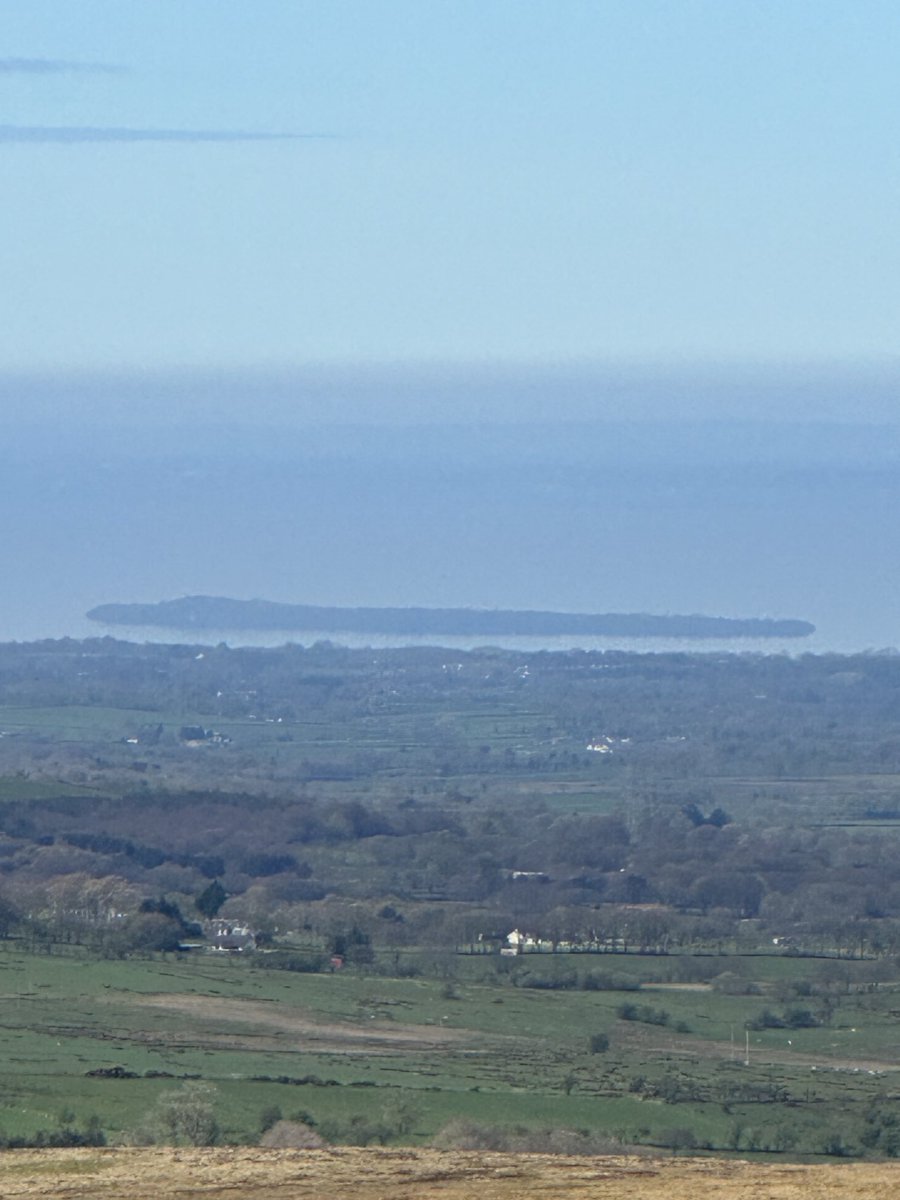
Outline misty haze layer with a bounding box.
[1,399,897,652]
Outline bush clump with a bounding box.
[581,971,641,992]
[259,1120,326,1149]
[132,1081,219,1147]
[616,1003,671,1026]
[432,1119,635,1156]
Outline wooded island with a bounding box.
[87,595,815,639]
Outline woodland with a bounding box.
[0,637,898,957]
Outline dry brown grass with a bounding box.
[0,1147,897,1199]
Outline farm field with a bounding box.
[0,1146,898,1200]
[2,946,900,1156]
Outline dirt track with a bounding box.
[0,1147,897,1200]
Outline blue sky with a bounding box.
[3,3,900,639]
[2,2,900,404]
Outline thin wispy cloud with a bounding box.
[0,57,122,74]
[0,125,332,144]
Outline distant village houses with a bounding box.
[206,919,257,952]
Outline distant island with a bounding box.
[86,596,815,640]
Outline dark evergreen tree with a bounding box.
[195,880,227,918]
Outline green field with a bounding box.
[0,944,898,1157]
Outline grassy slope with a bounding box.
[1,946,899,1155]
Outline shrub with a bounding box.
[431,1120,633,1156]
[0,1117,106,1150]
[259,1105,282,1134]
[255,950,327,973]
[134,1081,219,1147]
[515,970,578,990]
[662,1126,697,1156]
[260,1120,326,1149]
[746,1008,785,1031]
[616,1003,670,1026]
[784,1007,819,1029]
[581,971,640,992]
[822,1131,853,1157]
[317,1114,392,1146]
